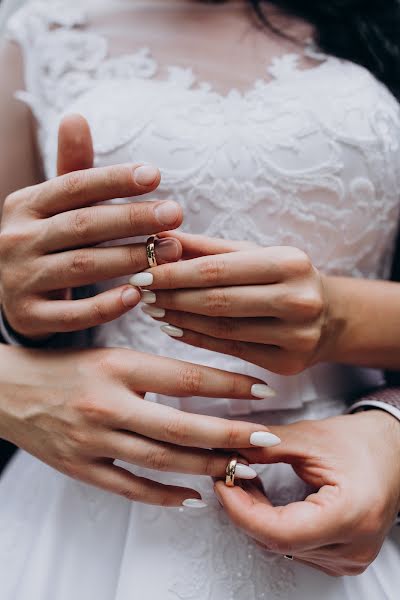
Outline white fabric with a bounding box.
[0,0,26,33]
[1,1,400,598]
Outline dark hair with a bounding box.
[248,1,400,100]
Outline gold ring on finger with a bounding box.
[225,456,238,488]
[146,235,159,268]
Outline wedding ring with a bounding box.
[146,235,158,268]
[225,456,238,488]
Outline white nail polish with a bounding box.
[250,432,281,448]
[141,290,157,304]
[141,306,166,318]
[129,272,154,287]
[235,464,258,480]
[182,499,208,509]
[161,325,184,338]
[251,384,276,399]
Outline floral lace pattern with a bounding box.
[3,2,400,599]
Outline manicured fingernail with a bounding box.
[129,272,154,287]
[121,287,140,308]
[133,165,159,186]
[236,464,258,480]
[251,384,276,399]
[154,201,181,226]
[250,432,281,447]
[182,499,208,509]
[155,238,181,262]
[142,306,166,318]
[161,324,184,338]
[141,290,156,304]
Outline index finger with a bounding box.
[112,349,276,402]
[29,163,161,216]
[215,482,343,554]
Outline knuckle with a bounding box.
[199,258,226,285]
[95,348,126,379]
[145,446,171,472]
[90,300,109,326]
[291,327,321,353]
[224,422,243,448]
[61,171,85,199]
[128,202,147,232]
[7,298,36,333]
[69,209,93,240]
[58,455,81,479]
[128,245,144,272]
[179,365,203,396]
[283,247,313,276]
[0,227,30,253]
[283,289,323,320]
[73,394,112,424]
[2,190,24,219]
[69,427,90,450]
[71,250,95,276]
[215,317,237,338]
[204,288,230,316]
[164,413,190,445]
[203,453,218,477]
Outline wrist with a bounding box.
[317,274,348,363]
[319,277,400,369]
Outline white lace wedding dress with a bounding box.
[1,1,400,598]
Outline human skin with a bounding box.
[138,230,400,373]
[216,410,400,576]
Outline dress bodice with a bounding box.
[7,0,400,414]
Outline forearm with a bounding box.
[323,276,400,369]
[0,343,21,443]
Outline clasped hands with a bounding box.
[0,115,399,576]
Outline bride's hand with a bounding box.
[136,232,329,375]
[0,115,183,340]
[0,344,279,507]
[216,411,400,576]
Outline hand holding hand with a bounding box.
[216,411,400,576]
[135,232,328,375]
[0,115,183,340]
[0,343,279,506]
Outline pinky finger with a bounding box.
[32,285,141,334]
[86,461,205,507]
[161,326,288,375]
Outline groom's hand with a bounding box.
[0,114,183,339]
[215,411,400,576]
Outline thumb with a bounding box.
[57,114,94,176]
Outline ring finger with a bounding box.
[102,431,258,479]
[36,239,182,290]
